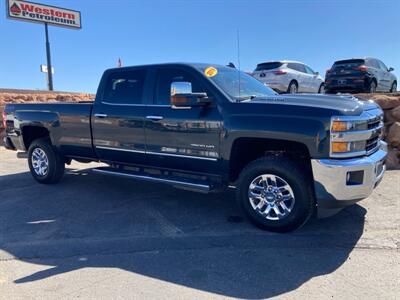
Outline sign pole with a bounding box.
[44,22,54,91]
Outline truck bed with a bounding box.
[4,102,96,159]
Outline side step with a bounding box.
[92,167,211,193]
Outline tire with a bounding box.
[28,138,65,184]
[236,156,315,233]
[369,80,377,93]
[318,83,325,94]
[287,81,298,94]
[390,82,397,93]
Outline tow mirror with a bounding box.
[388,67,394,72]
[170,81,211,108]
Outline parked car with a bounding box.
[252,60,325,94]
[3,63,387,232]
[325,58,397,94]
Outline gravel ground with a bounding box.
[0,147,399,299]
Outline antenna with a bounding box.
[237,29,241,101]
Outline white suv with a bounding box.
[252,61,325,94]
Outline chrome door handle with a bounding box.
[146,115,163,121]
[94,113,108,118]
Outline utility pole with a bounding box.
[44,23,54,91]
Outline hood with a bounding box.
[247,94,379,116]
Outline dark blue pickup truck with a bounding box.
[2,63,387,232]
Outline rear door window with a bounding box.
[103,70,147,104]
[367,59,380,69]
[255,62,283,71]
[288,63,306,73]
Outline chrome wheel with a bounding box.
[31,148,49,176]
[248,174,295,221]
[370,81,376,93]
[289,83,297,94]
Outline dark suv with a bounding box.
[325,58,397,94]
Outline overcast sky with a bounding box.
[1,0,399,93]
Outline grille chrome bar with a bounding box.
[330,108,384,158]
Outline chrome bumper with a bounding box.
[311,141,387,204]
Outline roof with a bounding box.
[105,62,227,72]
[257,60,305,65]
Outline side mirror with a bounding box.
[314,71,319,76]
[170,81,211,108]
[388,67,394,72]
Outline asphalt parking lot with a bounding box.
[0,147,399,299]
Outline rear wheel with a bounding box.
[236,156,315,233]
[28,138,65,184]
[287,81,298,94]
[390,82,397,93]
[369,80,377,93]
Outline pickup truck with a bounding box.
[2,63,387,232]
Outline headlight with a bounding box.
[331,120,353,131]
[331,141,366,154]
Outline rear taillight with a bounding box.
[355,65,368,72]
[274,70,287,75]
[2,110,6,129]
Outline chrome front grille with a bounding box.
[366,136,379,153]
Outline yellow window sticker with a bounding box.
[204,67,218,77]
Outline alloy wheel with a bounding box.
[31,148,49,176]
[248,174,296,221]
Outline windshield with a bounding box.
[198,66,277,101]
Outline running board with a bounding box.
[92,167,211,193]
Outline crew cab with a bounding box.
[2,63,387,232]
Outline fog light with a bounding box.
[346,171,364,185]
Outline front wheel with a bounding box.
[28,138,65,184]
[318,83,325,94]
[390,82,397,93]
[237,156,315,232]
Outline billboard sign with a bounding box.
[6,0,81,29]
[40,64,54,74]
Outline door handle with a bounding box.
[146,115,164,121]
[94,113,108,118]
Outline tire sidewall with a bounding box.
[28,139,61,183]
[288,81,298,94]
[369,80,377,93]
[238,158,313,232]
[391,82,397,93]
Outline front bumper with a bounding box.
[311,141,387,216]
[3,136,16,150]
